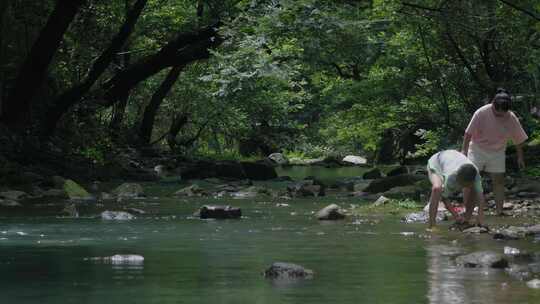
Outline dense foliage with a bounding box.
[1,0,539,164]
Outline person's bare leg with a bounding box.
[491,173,505,215]
[474,190,486,226]
[462,187,473,223]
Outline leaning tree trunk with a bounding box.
[0,0,9,116]
[1,0,85,130]
[101,23,221,106]
[166,114,189,151]
[138,65,184,146]
[41,0,147,137]
[109,45,132,136]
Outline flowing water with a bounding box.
[1,167,540,303]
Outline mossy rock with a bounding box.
[63,179,92,200]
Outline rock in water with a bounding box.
[101,210,135,220]
[110,254,144,265]
[198,205,241,219]
[372,196,390,207]
[455,251,508,269]
[503,246,521,256]
[527,279,540,289]
[402,211,446,223]
[316,204,346,220]
[264,262,314,279]
[112,183,145,198]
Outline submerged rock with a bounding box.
[112,183,145,198]
[287,180,324,197]
[86,254,144,265]
[264,262,314,279]
[198,205,242,219]
[101,210,135,220]
[455,251,508,269]
[316,204,346,220]
[462,226,489,234]
[402,211,446,224]
[174,184,206,197]
[61,204,79,218]
[493,226,531,240]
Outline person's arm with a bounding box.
[461,132,472,156]
[428,173,443,228]
[516,142,525,170]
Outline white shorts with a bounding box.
[468,143,505,173]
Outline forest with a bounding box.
[1,0,538,178]
[0,0,540,173]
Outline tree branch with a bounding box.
[498,0,540,22]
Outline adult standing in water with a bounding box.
[462,88,528,215]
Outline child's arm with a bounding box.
[428,173,443,228]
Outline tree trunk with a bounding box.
[41,0,147,136]
[167,114,189,151]
[138,65,184,146]
[109,28,133,136]
[1,0,85,129]
[102,23,221,106]
[0,0,9,116]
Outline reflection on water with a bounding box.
[1,194,540,303]
[425,240,537,304]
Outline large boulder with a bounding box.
[0,190,29,201]
[493,226,531,240]
[364,174,424,193]
[363,168,382,180]
[342,155,367,166]
[268,153,289,166]
[198,205,242,219]
[386,166,408,177]
[241,161,277,180]
[383,185,423,200]
[112,183,145,198]
[0,199,22,207]
[180,160,245,180]
[264,262,314,279]
[64,179,93,200]
[316,204,346,220]
[455,251,509,269]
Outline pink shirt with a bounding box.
[465,104,528,151]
